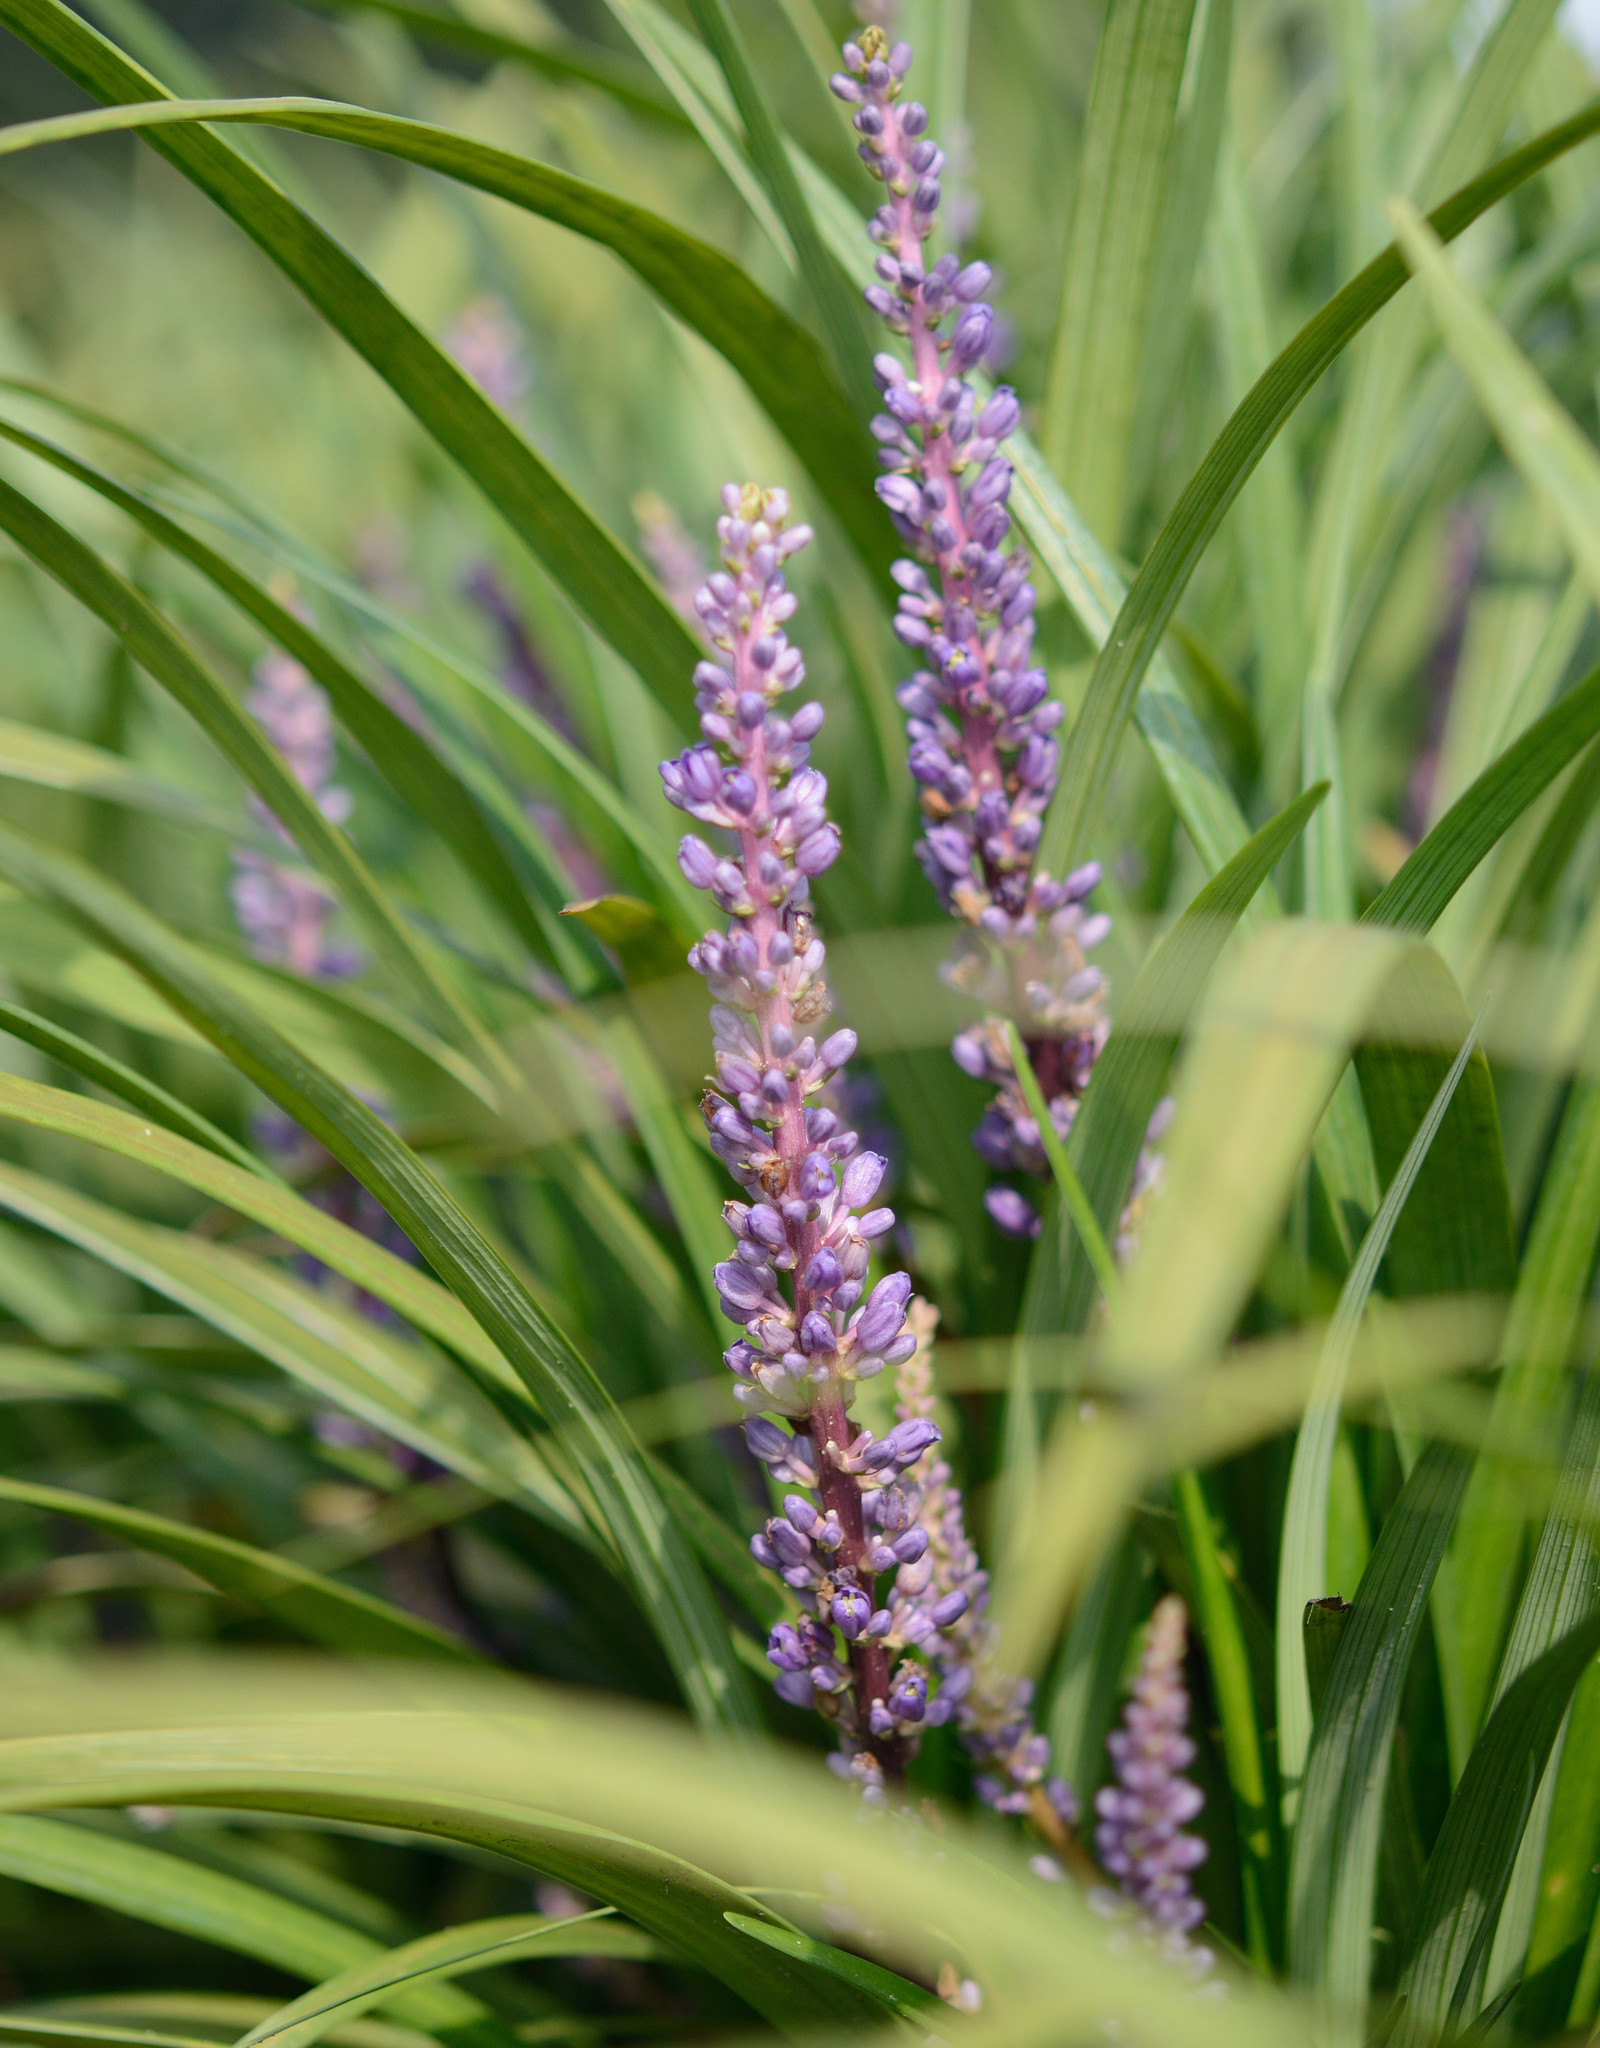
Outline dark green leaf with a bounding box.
[0,87,890,584]
[0,993,269,1180]
[724,1913,942,2021]
[0,0,703,713]
[0,819,754,1734]
[1038,97,1600,875]
[0,1476,481,1662]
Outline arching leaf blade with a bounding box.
[0,822,752,1733]
[1366,661,1600,933]
[0,1815,505,2043]
[0,91,889,582]
[0,1477,481,1663]
[0,0,704,716]
[1393,1612,1600,2044]
[238,1912,658,2048]
[0,995,270,1180]
[0,473,501,1074]
[1037,95,1600,876]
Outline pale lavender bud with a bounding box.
[840,1151,887,1208]
[818,1029,857,1070]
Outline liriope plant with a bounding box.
[0,0,1593,2040]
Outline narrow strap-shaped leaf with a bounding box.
[993,792,1327,1657]
[0,714,240,832]
[1173,1467,1278,1970]
[0,1477,480,1662]
[1051,782,1326,1336]
[0,411,565,968]
[286,0,689,123]
[0,1815,504,2041]
[1277,1005,1485,1797]
[0,473,501,1075]
[723,1914,942,2021]
[680,0,872,408]
[1288,1440,1473,2010]
[1005,1019,1121,1311]
[0,2017,215,2048]
[0,94,890,581]
[1393,1611,1600,2044]
[0,0,703,716]
[1366,660,1600,932]
[0,1158,587,1543]
[1005,431,1257,877]
[1036,95,1600,876]
[1390,197,1600,607]
[601,0,793,261]
[0,823,753,1733]
[0,994,269,1179]
[1039,0,1200,538]
[1126,0,1232,516]
[0,1728,889,2037]
[1439,1077,1600,1771]
[239,1911,656,2048]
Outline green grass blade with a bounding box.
[1126,0,1232,514]
[1477,1359,1600,2010]
[1206,127,1306,801]
[1366,661,1600,932]
[1004,1018,1121,1311]
[0,0,703,716]
[1039,0,1200,539]
[1277,1002,1486,1801]
[0,995,270,1180]
[0,2018,217,2048]
[0,97,889,582]
[0,1683,1308,2044]
[0,1158,586,1542]
[0,1816,503,2042]
[0,824,751,1731]
[723,1914,942,2021]
[1393,1611,1600,2044]
[1052,783,1326,1338]
[1005,431,1257,876]
[1173,1468,1278,1971]
[1437,1076,1600,1771]
[0,1477,480,1662]
[238,1912,656,2048]
[0,1746,886,2035]
[1390,196,1600,609]
[0,474,499,1073]
[0,715,240,834]
[680,0,872,408]
[0,411,566,967]
[1288,1441,1473,2012]
[1036,95,1600,877]
[285,0,688,123]
[1520,1660,1600,2030]
[601,1016,726,1327]
[598,0,794,268]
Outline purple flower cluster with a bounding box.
[1094,1594,1211,1959]
[832,29,1151,1244]
[892,1309,1081,1833]
[660,484,986,1788]
[231,646,357,980]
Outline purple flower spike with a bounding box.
[834,29,1175,1270]
[1095,1596,1212,1964]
